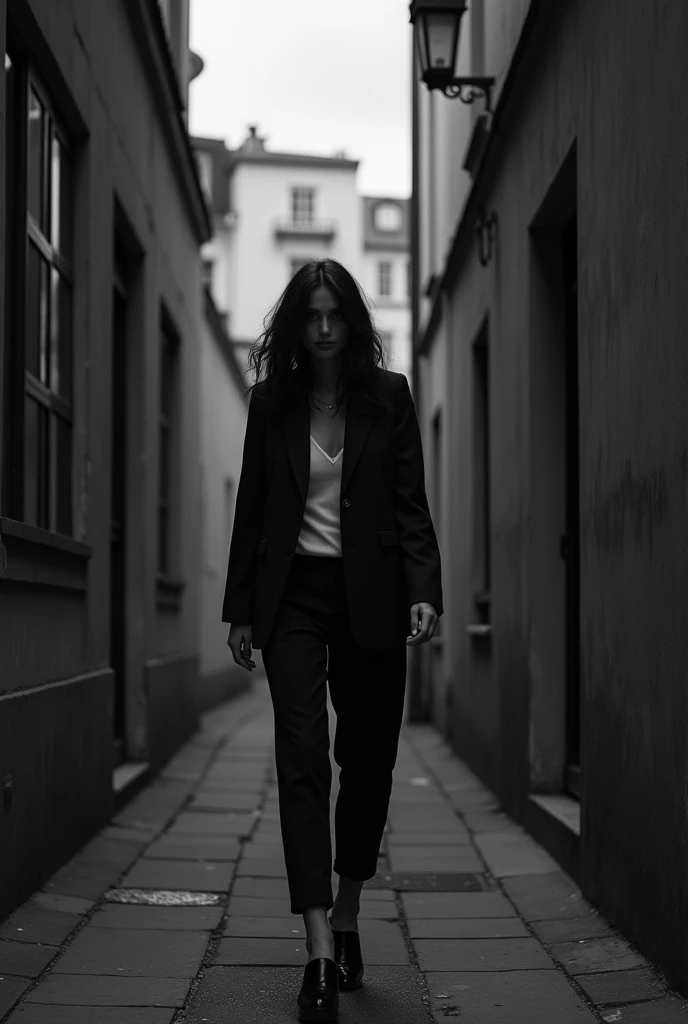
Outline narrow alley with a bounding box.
[0,681,683,1023]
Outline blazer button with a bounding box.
[342,499,351,508]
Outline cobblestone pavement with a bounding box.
[1,677,686,1023]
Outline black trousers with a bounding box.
[262,554,408,915]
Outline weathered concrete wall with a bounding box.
[415,0,688,992]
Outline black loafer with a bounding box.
[332,929,364,991]
[297,957,339,1022]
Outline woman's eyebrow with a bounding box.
[307,306,341,313]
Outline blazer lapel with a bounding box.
[285,395,374,502]
[284,393,310,505]
[341,405,373,496]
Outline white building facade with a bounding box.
[193,127,410,380]
[361,197,412,381]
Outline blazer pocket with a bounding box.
[257,536,268,556]
[379,527,399,547]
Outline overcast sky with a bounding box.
[188,0,413,198]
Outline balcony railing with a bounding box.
[274,218,337,240]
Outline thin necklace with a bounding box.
[312,390,339,412]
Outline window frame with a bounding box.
[378,260,393,298]
[157,307,181,581]
[3,47,75,536]
[291,186,315,225]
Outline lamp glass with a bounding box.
[424,12,459,72]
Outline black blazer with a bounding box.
[222,368,443,650]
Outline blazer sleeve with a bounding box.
[221,390,267,624]
[393,373,444,616]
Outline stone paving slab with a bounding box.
[388,849,484,872]
[0,978,31,1019]
[52,927,207,977]
[386,830,473,845]
[501,872,592,921]
[185,965,431,1024]
[0,904,82,946]
[7,1007,174,1023]
[407,917,529,939]
[90,905,224,931]
[0,941,59,978]
[473,829,560,877]
[23,975,190,1006]
[31,895,93,916]
[531,914,613,944]
[122,858,234,891]
[167,813,255,837]
[599,998,688,1022]
[189,791,260,811]
[576,967,667,1006]
[235,857,287,877]
[223,916,305,938]
[425,969,599,1022]
[551,936,647,975]
[241,841,284,856]
[232,877,289,898]
[414,937,554,971]
[212,938,308,966]
[143,837,240,861]
[40,861,128,901]
[225,896,397,919]
[401,892,517,918]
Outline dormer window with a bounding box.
[373,201,403,233]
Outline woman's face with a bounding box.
[301,284,349,368]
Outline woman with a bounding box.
[223,258,442,1022]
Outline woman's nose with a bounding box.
[319,318,332,336]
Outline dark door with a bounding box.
[110,276,127,765]
[562,213,581,796]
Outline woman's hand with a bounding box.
[227,624,256,671]
[406,602,439,646]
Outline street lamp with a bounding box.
[409,0,494,110]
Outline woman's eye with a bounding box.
[331,311,343,320]
[306,311,318,320]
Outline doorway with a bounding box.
[528,145,581,800]
[110,244,128,765]
[562,213,580,796]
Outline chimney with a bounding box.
[242,125,266,153]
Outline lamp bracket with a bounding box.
[426,75,494,112]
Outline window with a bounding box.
[378,260,393,297]
[202,258,214,288]
[292,187,315,225]
[3,52,74,534]
[373,201,403,233]
[379,330,393,356]
[158,311,180,576]
[406,261,412,297]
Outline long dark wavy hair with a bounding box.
[245,258,391,418]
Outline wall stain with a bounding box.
[588,457,668,556]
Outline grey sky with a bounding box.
[188,0,412,198]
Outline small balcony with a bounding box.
[273,218,337,241]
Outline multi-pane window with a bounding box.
[406,260,412,297]
[292,187,315,225]
[158,313,180,575]
[378,260,393,297]
[3,51,74,533]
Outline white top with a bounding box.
[295,435,344,557]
